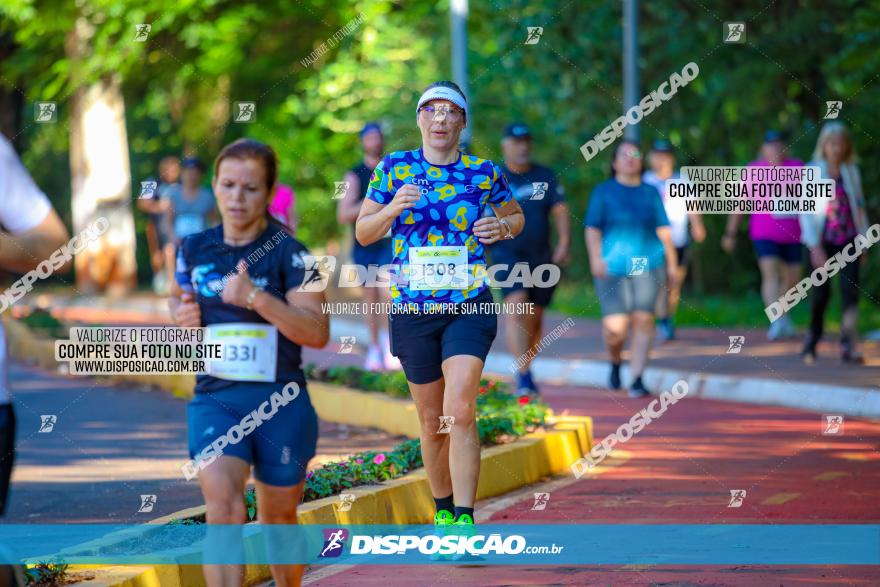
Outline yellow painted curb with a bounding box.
[61,424,589,586]
[308,381,421,438]
[3,317,57,371]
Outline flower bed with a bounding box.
[235,365,551,517]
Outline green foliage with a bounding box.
[25,561,69,586]
[18,310,67,339]
[476,387,547,444]
[303,438,423,501]
[2,0,877,310]
[306,363,411,398]
[244,487,257,521]
[305,362,548,446]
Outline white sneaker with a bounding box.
[767,319,783,341]
[379,331,401,370]
[152,272,169,295]
[383,350,401,371]
[778,315,796,338]
[364,345,383,371]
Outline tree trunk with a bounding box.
[66,18,137,296]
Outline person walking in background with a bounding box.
[585,140,678,398]
[137,155,179,294]
[161,157,219,285]
[491,122,569,396]
[337,122,398,370]
[642,139,706,341]
[163,157,219,243]
[268,183,297,232]
[800,122,870,364]
[722,130,803,341]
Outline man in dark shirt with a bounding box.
[491,123,570,395]
[336,123,396,370]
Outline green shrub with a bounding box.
[19,310,67,339]
[25,562,68,586]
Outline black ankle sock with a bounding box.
[434,494,454,514]
[632,375,643,386]
[454,506,474,521]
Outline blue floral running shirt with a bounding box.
[365,148,514,306]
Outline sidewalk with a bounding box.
[13,291,880,418]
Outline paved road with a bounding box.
[305,380,880,586]
[5,362,405,524]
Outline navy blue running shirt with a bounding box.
[175,222,319,393]
[491,163,565,260]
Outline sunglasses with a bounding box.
[418,105,465,120]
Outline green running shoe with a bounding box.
[434,509,455,527]
[430,510,455,561]
[450,514,476,561]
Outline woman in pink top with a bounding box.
[268,183,297,232]
[722,131,803,341]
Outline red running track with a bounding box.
[305,381,880,586]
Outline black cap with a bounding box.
[181,157,204,171]
[359,122,382,138]
[504,123,531,139]
[763,130,784,143]
[651,139,674,153]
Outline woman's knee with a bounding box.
[444,398,476,429]
[631,312,654,330]
[602,319,627,344]
[205,494,247,523]
[260,504,297,524]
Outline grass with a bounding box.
[549,282,880,334]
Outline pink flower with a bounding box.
[306,471,314,479]
[355,458,364,464]
[373,453,386,465]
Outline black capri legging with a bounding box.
[808,240,860,341]
[0,403,15,515]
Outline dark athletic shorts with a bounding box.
[187,381,318,486]
[675,245,689,268]
[0,403,14,515]
[389,290,498,384]
[353,238,393,268]
[492,254,557,307]
[752,239,803,264]
[594,267,665,316]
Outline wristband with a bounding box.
[499,218,514,240]
[246,286,260,310]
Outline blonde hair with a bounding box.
[812,122,857,165]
